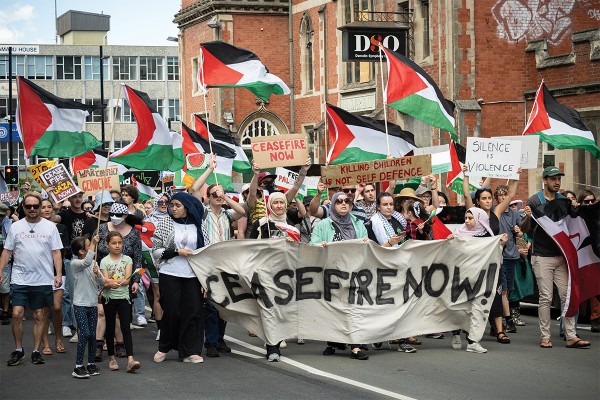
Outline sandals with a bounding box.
[55,341,66,353]
[566,339,591,349]
[540,340,552,348]
[496,332,511,344]
[42,346,53,356]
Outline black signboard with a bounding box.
[341,28,407,62]
[122,170,161,187]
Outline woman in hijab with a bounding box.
[152,192,205,364]
[310,192,370,361]
[447,207,507,354]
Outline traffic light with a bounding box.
[4,165,18,185]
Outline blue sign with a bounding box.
[0,123,20,142]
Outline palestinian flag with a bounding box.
[523,82,600,159]
[446,141,477,196]
[532,199,600,317]
[181,123,236,190]
[110,85,185,171]
[132,176,158,202]
[194,115,251,173]
[69,148,128,176]
[326,103,416,165]
[199,41,290,102]
[381,47,457,142]
[273,221,301,242]
[16,77,102,158]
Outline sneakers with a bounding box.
[72,366,90,379]
[511,307,526,326]
[153,351,167,363]
[31,351,45,364]
[350,350,369,360]
[135,315,148,327]
[87,364,100,376]
[279,340,287,349]
[7,350,25,366]
[398,342,417,353]
[466,342,487,353]
[267,353,280,362]
[62,326,73,337]
[322,346,336,356]
[109,358,119,371]
[505,319,517,333]
[297,338,305,345]
[183,355,203,363]
[217,339,232,353]
[206,344,220,358]
[69,332,79,343]
[126,359,141,373]
[451,335,462,350]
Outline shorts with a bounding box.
[501,258,518,291]
[10,284,53,310]
[53,276,66,292]
[0,263,11,294]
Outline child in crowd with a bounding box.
[71,234,104,379]
[99,231,141,373]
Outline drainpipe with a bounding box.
[289,1,295,133]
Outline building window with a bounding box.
[112,56,137,81]
[84,99,107,123]
[0,142,26,167]
[343,0,375,84]
[0,98,17,120]
[168,99,180,121]
[300,14,314,94]
[241,118,281,147]
[117,100,136,122]
[167,57,179,81]
[56,56,82,80]
[421,1,430,58]
[84,56,109,80]
[140,57,164,81]
[26,56,53,80]
[0,56,25,78]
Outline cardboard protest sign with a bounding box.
[76,166,120,197]
[40,164,80,203]
[0,191,19,206]
[320,155,431,187]
[465,137,521,180]
[188,236,502,345]
[251,134,308,168]
[27,160,57,187]
[497,135,539,169]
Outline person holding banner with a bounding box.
[366,192,407,248]
[309,182,367,223]
[310,191,370,361]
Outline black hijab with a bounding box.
[169,192,205,249]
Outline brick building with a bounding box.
[174,0,599,198]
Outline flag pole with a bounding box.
[323,103,330,200]
[378,45,391,158]
[199,47,219,186]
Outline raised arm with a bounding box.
[295,195,307,218]
[189,154,217,200]
[246,161,261,210]
[217,187,246,220]
[429,175,441,208]
[286,157,312,203]
[494,168,522,218]
[309,181,326,218]
[462,165,474,209]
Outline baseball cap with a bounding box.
[542,166,564,178]
[415,186,432,196]
[258,172,277,185]
[0,203,8,216]
[93,192,115,211]
[509,198,523,210]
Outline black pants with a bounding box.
[159,274,204,359]
[102,298,134,357]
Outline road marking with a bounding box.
[231,349,263,359]
[224,335,417,400]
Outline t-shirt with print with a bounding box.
[59,208,88,258]
[248,198,266,225]
[100,254,133,300]
[4,218,63,286]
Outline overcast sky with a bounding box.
[0,1,180,46]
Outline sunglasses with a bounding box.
[24,204,40,210]
[342,188,356,194]
[509,203,518,207]
[83,208,93,212]
[335,198,352,205]
[208,192,220,198]
[260,180,273,186]
[582,199,596,205]
[110,213,126,217]
[157,200,168,205]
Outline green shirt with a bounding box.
[100,254,133,301]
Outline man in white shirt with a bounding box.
[0,192,63,366]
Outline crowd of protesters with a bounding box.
[0,157,597,378]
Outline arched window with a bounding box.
[300,13,314,93]
[238,106,290,149]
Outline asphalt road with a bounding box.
[1,305,598,400]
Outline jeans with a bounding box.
[74,305,98,365]
[61,259,75,328]
[204,300,226,347]
[133,282,146,319]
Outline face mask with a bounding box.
[111,216,124,225]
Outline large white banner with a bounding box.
[188,237,502,345]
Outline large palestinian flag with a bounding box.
[194,115,251,173]
[523,82,600,159]
[381,47,457,142]
[326,103,416,165]
[181,123,236,190]
[16,77,102,157]
[69,148,128,176]
[110,85,184,171]
[198,41,290,102]
[532,199,600,317]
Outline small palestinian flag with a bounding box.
[326,103,416,165]
[446,141,477,196]
[69,148,128,176]
[523,82,600,159]
[198,41,290,102]
[16,77,102,158]
[181,123,236,190]
[194,115,252,174]
[131,176,158,202]
[381,47,457,142]
[110,85,185,171]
